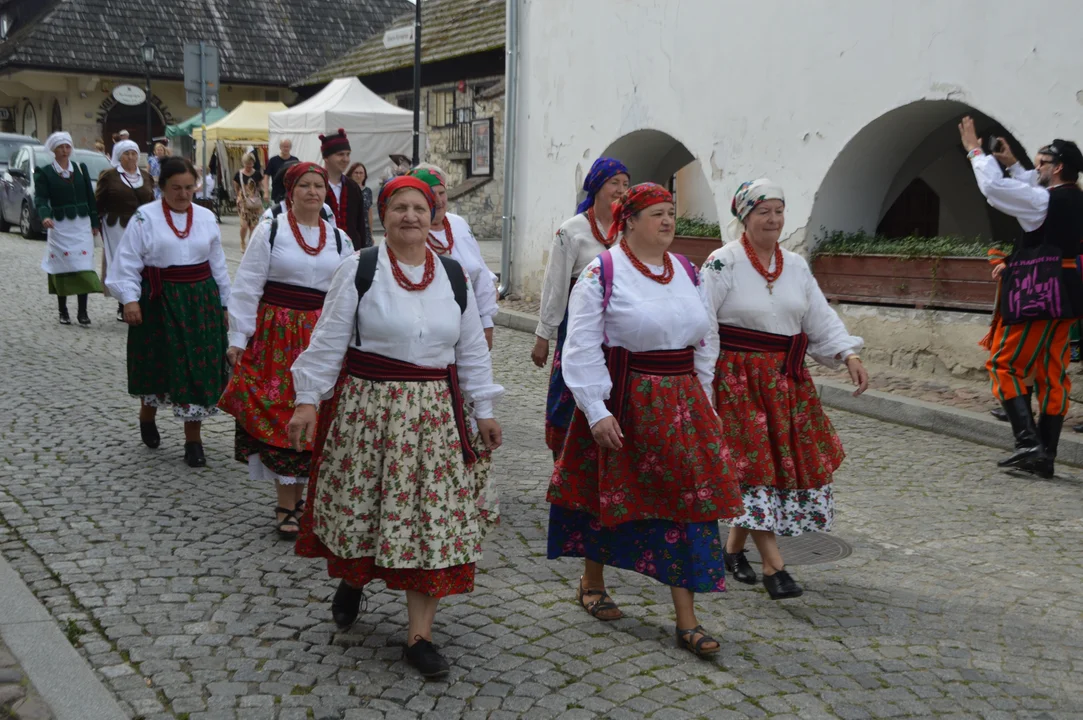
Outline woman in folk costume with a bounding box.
[409,164,500,348]
[532,157,630,457]
[701,179,868,600]
[96,139,155,322]
[107,158,232,468]
[289,175,503,679]
[37,131,103,326]
[546,183,744,658]
[219,163,352,539]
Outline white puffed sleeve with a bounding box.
[535,226,577,340]
[797,255,864,368]
[698,252,733,398]
[560,259,611,427]
[227,221,273,349]
[290,253,359,406]
[692,277,717,398]
[105,210,149,305]
[208,221,232,307]
[457,221,499,329]
[454,272,504,418]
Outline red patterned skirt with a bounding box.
[713,325,845,491]
[547,347,743,528]
[218,282,324,455]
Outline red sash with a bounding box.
[606,347,695,427]
[261,281,326,311]
[141,261,212,301]
[345,349,477,465]
[717,324,809,380]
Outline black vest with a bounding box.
[1021,184,1083,257]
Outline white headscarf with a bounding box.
[725,178,786,243]
[110,139,144,188]
[45,132,75,177]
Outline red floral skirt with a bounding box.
[547,371,743,527]
[713,350,845,491]
[218,302,318,451]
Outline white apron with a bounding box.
[41,216,95,275]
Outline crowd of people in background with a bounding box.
[24,120,1082,678]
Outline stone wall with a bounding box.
[384,74,505,240]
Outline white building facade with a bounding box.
[509,0,1082,287]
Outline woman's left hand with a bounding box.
[484,328,494,350]
[845,356,869,397]
[476,418,503,450]
[226,346,244,366]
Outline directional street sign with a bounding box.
[183,42,219,107]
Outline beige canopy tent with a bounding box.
[193,101,286,200]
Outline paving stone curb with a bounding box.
[494,309,1083,470]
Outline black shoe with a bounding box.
[996,395,1042,468]
[1019,413,1062,479]
[990,407,1008,422]
[140,421,161,449]
[77,312,91,327]
[331,579,363,629]
[183,442,206,468]
[1073,424,1083,434]
[763,569,804,599]
[723,549,757,585]
[58,311,71,325]
[404,636,450,679]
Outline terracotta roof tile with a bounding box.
[300,0,504,86]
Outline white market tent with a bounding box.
[269,77,424,186]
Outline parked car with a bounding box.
[0,133,37,173]
[0,145,113,239]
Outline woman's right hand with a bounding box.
[123,302,142,325]
[992,263,1006,280]
[531,337,550,368]
[42,219,55,230]
[590,416,623,450]
[226,346,244,366]
[288,404,318,451]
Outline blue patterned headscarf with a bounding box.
[576,157,630,214]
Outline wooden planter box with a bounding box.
[670,235,722,267]
[811,254,996,312]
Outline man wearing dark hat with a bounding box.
[319,129,369,250]
[960,116,1083,478]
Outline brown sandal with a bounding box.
[676,625,721,657]
[577,577,623,621]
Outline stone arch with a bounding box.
[97,93,174,153]
[808,100,1029,248]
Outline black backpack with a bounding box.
[351,245,468,343]
[267,207,342,253]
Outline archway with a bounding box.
[99,96,170,155]
[593,129,718,263]
[808,100,1029,248]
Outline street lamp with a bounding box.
[141,37,156,152]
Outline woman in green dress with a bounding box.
[37,131,103,326]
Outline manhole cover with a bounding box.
[740,532,852,566]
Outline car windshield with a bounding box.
[33,149,114,179]
[0,140,26,163]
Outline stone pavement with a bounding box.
[0,637,52,720]
[0,231,1082,719]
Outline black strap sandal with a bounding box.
[295,498,305,514]
[676,625,721,657]
[577,578,623,621]
[275,507,299,540]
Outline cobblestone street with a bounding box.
[1,232,1082,719]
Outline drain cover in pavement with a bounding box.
[741,532,852,566]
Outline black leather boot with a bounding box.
[990,389,1032,422]
[996,396,1042,468]
[331,579,364,629]
[1020,414,1062,479]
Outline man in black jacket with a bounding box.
[319,129,369,250]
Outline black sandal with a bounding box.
[676,625,721,657]
[275,507,299,539]
[577,577,623,621]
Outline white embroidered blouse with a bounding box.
[535,212,611,340]
[429,212,498,329]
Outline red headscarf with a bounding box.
[283,162,328,209]
[377,175,436,223]
[606,182,674,243]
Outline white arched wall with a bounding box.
[510,0,1083,295]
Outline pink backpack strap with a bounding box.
[673,253,699,286]
[599,249,615,310]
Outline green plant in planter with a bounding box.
[812,228,1014,258]
[675,216,722,238]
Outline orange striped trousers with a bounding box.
[986,318,1074,416]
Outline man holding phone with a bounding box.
[959,116,1083,478]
